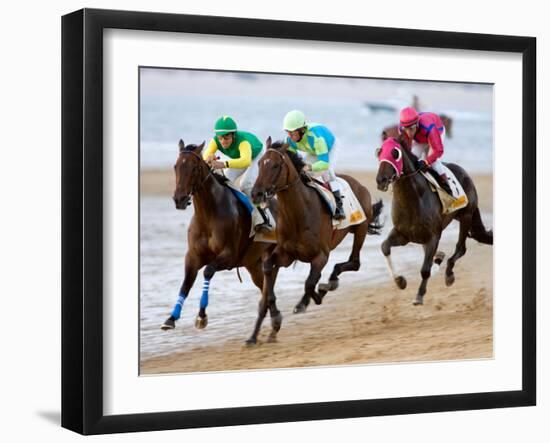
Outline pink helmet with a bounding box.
[400,107,419,127]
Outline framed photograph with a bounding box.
[62,8,536,435]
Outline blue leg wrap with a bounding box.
[170,291,186,320]
[200,279,210,309]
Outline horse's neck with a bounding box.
[276,180,311,235]
[192,176,230,223]
[393,155,428,208]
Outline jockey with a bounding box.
[283,110,345,220]
[399,107,453,196]
[203,115,272,232]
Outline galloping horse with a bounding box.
[161,140,283,343]
[381,115,453,141]
[375,136,492,305]
[248,138,382,343]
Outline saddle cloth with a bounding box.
[224,181,277,243]
[421,165,468,215]
[306,177,367,229]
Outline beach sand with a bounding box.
[139,168,493,374]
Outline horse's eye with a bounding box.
[391,148,401,160]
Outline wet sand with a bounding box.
[140,168,493,374]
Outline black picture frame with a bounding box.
[61,8,536,435]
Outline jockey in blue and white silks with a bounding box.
[282,110,345,220]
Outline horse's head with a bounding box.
[375,136,406,192]
[251,136,299,206]
[173,139,207,210]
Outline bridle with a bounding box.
[260,148,303,197]
[378,146,421,187]
[176,149,214,197]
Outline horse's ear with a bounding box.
[381,131,388,141]
[266,136,272,149]
[196,141,205,154]
[178,139,185,152]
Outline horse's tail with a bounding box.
[368,200,384,235]
[469,207,493,245]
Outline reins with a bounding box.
[266,148,304,193]
[178,149,215,195]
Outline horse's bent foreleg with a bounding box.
[195,250,235,329]
[161,254,201,330]
[381,228,409,290]
[445,213,471,286]
[319,225,368,296]
[294,253,329,314]
[414,236,440,305]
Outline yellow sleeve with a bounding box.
[202,139,218,161]
[226,141,252,169]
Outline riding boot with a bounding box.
[332,190,346,220]
[438,173,454,196]
[254,207,273,233]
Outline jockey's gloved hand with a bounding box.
[416,159,428,171]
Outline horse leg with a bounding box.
[445,213,471,286]
[246,253,281,345]
[318,224,368,297]
[294,253,329,314]
[381,228,409,290]
[414,236,440,306]
[195,250,234,329]
[161,254,201,330]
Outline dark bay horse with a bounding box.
[249,138,382,343]
[381,115,453,141]
[161,141,283,343]
[375,136,492,305]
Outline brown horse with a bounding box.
[381,114,453,141]
[375,135,492,305]
[161,140,283,343]
[248,138,382,344]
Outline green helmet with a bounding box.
[214,115,238,136]
[283,110,307,132]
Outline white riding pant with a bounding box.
[220,148,263,197]
[411,128,446,175]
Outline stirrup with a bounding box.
[254,222,272,233]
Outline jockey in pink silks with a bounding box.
[398,107,453,196]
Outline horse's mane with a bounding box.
[270,140,306,174]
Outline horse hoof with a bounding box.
[434,251,446,265]
[160,318,175,330]
[271,312,283,332]
[318,279,339,293]
[195,315,208,329]
[245,337,257,347]
[317,288,328,298]
[311,292,323,305]
[412,296,424,306]
[446,273,455,287]
[293,303,307,314]
[267,334,278,344]
[395,276,407,290]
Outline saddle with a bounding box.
[421,166,468,215]
[304,177,366,229]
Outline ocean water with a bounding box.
[140,70,493,173]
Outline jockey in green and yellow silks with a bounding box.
[203,115,272,232]
[283,110,345,220]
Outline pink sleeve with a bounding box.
[426,129,444,164]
